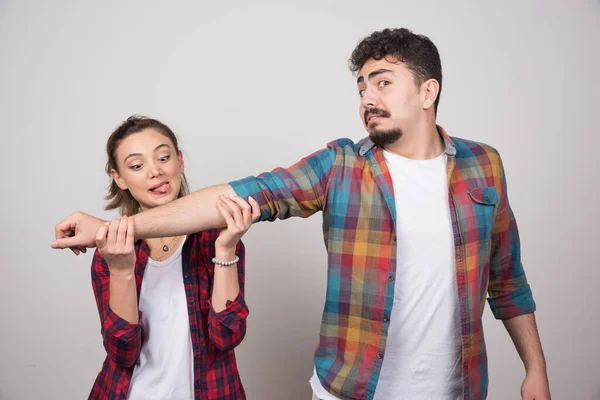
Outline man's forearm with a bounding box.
[134,184,236,239]
[502,313,547,374]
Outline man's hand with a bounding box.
[501,313,550,400]
[52,211,106,255]
[521,371,551,399]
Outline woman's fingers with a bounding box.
[248,196,261,222]
[107,219,120,248]
[95,222,109,249]
[228,195,253,227]
[219,195,245,231]
[116,216,129,247]
[125,217,135,249]
[217,199,236,228]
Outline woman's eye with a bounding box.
[159,155,170,162]
[129,164,142,170]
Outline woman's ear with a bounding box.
[178,150,185,173]
[111,168,128,190]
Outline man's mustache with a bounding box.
[364,108,390,124]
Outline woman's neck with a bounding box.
[137,205,185,259]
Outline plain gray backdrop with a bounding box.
[1,1,599,399]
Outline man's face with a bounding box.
[357,57,423,146]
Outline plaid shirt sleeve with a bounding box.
[91,249,143,368]
[486,151,536,319]
[205,236,249,352]
[229,140,339,221]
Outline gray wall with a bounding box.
[0,1,598,399]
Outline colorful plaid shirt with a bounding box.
[89,230,248,400]
[230,125,535,400]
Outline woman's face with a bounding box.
[111,128,184,211]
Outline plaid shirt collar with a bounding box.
[358,124,457,157]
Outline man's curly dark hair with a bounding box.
[349,28,443,114]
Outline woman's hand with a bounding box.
[214,195,260,255]
[95,216,136,276]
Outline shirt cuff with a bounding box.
[208,293,249,332]
[229,177,261,199]
[103,304,143,341]
[487,284,537,320]
[229,176,271,222]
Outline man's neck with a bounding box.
[383,120,444,160]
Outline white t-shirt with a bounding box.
[128,236,194,400]
[310,151,462,400]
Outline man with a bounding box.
[53,28,550,400]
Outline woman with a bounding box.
[89,115,259,399]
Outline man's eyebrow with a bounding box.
[357,68,395,85]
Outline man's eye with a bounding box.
[358,89,365,97]
[379,81,390,88]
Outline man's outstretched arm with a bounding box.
[52,184,236,252]
[52,140,339,253]
[132,184,236,238]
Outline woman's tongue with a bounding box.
[151,183,170,194]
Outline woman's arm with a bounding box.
[206,196,258,351]
[209,195,259,311]
[211,244,241,313]
[91,216,143,367]
[207,240,249,352]
[97,217,139,323]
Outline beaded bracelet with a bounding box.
[212,256,239,266]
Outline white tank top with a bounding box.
[128,237,194,400]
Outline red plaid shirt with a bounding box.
[89,229,248,399]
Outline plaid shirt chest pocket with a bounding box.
[454,186,498,245]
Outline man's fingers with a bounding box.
[51,236,86,250]
[53,219,80,253]
[54,218,76,240]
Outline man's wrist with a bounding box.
[525,363,548,376]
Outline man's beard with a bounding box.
[364,107,402,147]
[368,127,403,147]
